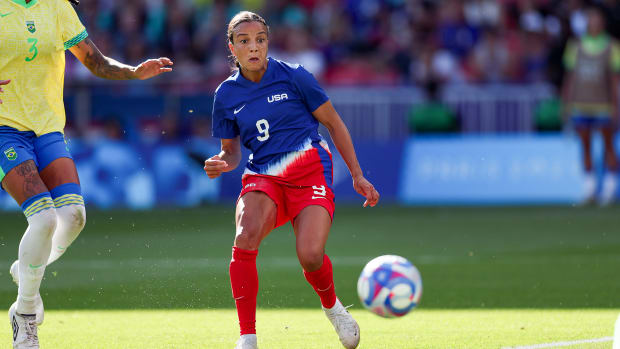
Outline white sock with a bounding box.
[600,173,618,205]
[47,204,86,265]
[583,172,596,200]
[17,208,57,314]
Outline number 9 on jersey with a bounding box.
[256,119,270,141]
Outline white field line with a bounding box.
[502,337,613,349]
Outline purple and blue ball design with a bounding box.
[357,255,422,318]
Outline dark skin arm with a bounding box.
[69,38,173,80]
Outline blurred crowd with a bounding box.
[66,0,620,89]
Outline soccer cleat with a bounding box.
[9,302,39,349]
[9,261,44,326]
[234,334,258,349]
[323,299,360,349]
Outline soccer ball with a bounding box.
[357,255,422,318]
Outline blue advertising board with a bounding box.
[399,135,586,204]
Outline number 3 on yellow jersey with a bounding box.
[25,38,38,62]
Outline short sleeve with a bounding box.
[563,39,578,70]
[58,0,88,50]
[293,66,329,112]
[211,91,240,139]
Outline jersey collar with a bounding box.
[236,58,273,87]
[9,0,38,8]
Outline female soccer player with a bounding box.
[204,11,379,349]
[0,0,172,347]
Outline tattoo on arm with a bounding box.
[77,38,136,80]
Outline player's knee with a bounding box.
[61,204,86,232]
[234,218,264,249]
[235,210,270,249]
[234,228,263,250]
[298,249,324,272]
[31,208,58,239]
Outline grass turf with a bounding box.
[0,309,617,348]
[0,206,619,347]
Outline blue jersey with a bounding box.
[212,58,332,184]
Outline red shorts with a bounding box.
[239,174,335,228]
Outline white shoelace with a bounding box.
[23,316,38,346]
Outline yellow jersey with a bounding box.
[0,0,87,136]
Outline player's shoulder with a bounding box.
[214,72,242,99]
[270,58,310,78]
[46,0,76,14]
[50,0,70,10]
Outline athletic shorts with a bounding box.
[239,174,335,229]
[0,126,72,184]
[571,115,612,128]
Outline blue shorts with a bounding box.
[0,126,72,184]
[571,115,612,128]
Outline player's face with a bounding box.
[230,21,269,72]
[587,11,604,36]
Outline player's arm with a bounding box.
[560,72,574,123]
[313,100,380,207]
[0,80,9,104]
[69,38,173,80]
[204,137,242,179]
[611,74,619,123]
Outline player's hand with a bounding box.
[0,80,10,104]
[353,175,379,207]
[204,155,228,179]
[134,58,173,80]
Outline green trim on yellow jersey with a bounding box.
[9,0,38,9]
[64,29,88,50]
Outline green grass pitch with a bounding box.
[0,205,619,348]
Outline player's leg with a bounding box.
[2,159,55,347]
[231,190,277,349]
[293,205,360,349]
[576,125,596,202]
[39,158,85,264]
[10,134,85,280]
[599,124,618,205]
[3,160,56,311]
[9,157,85,280]
[293,205,335,306]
